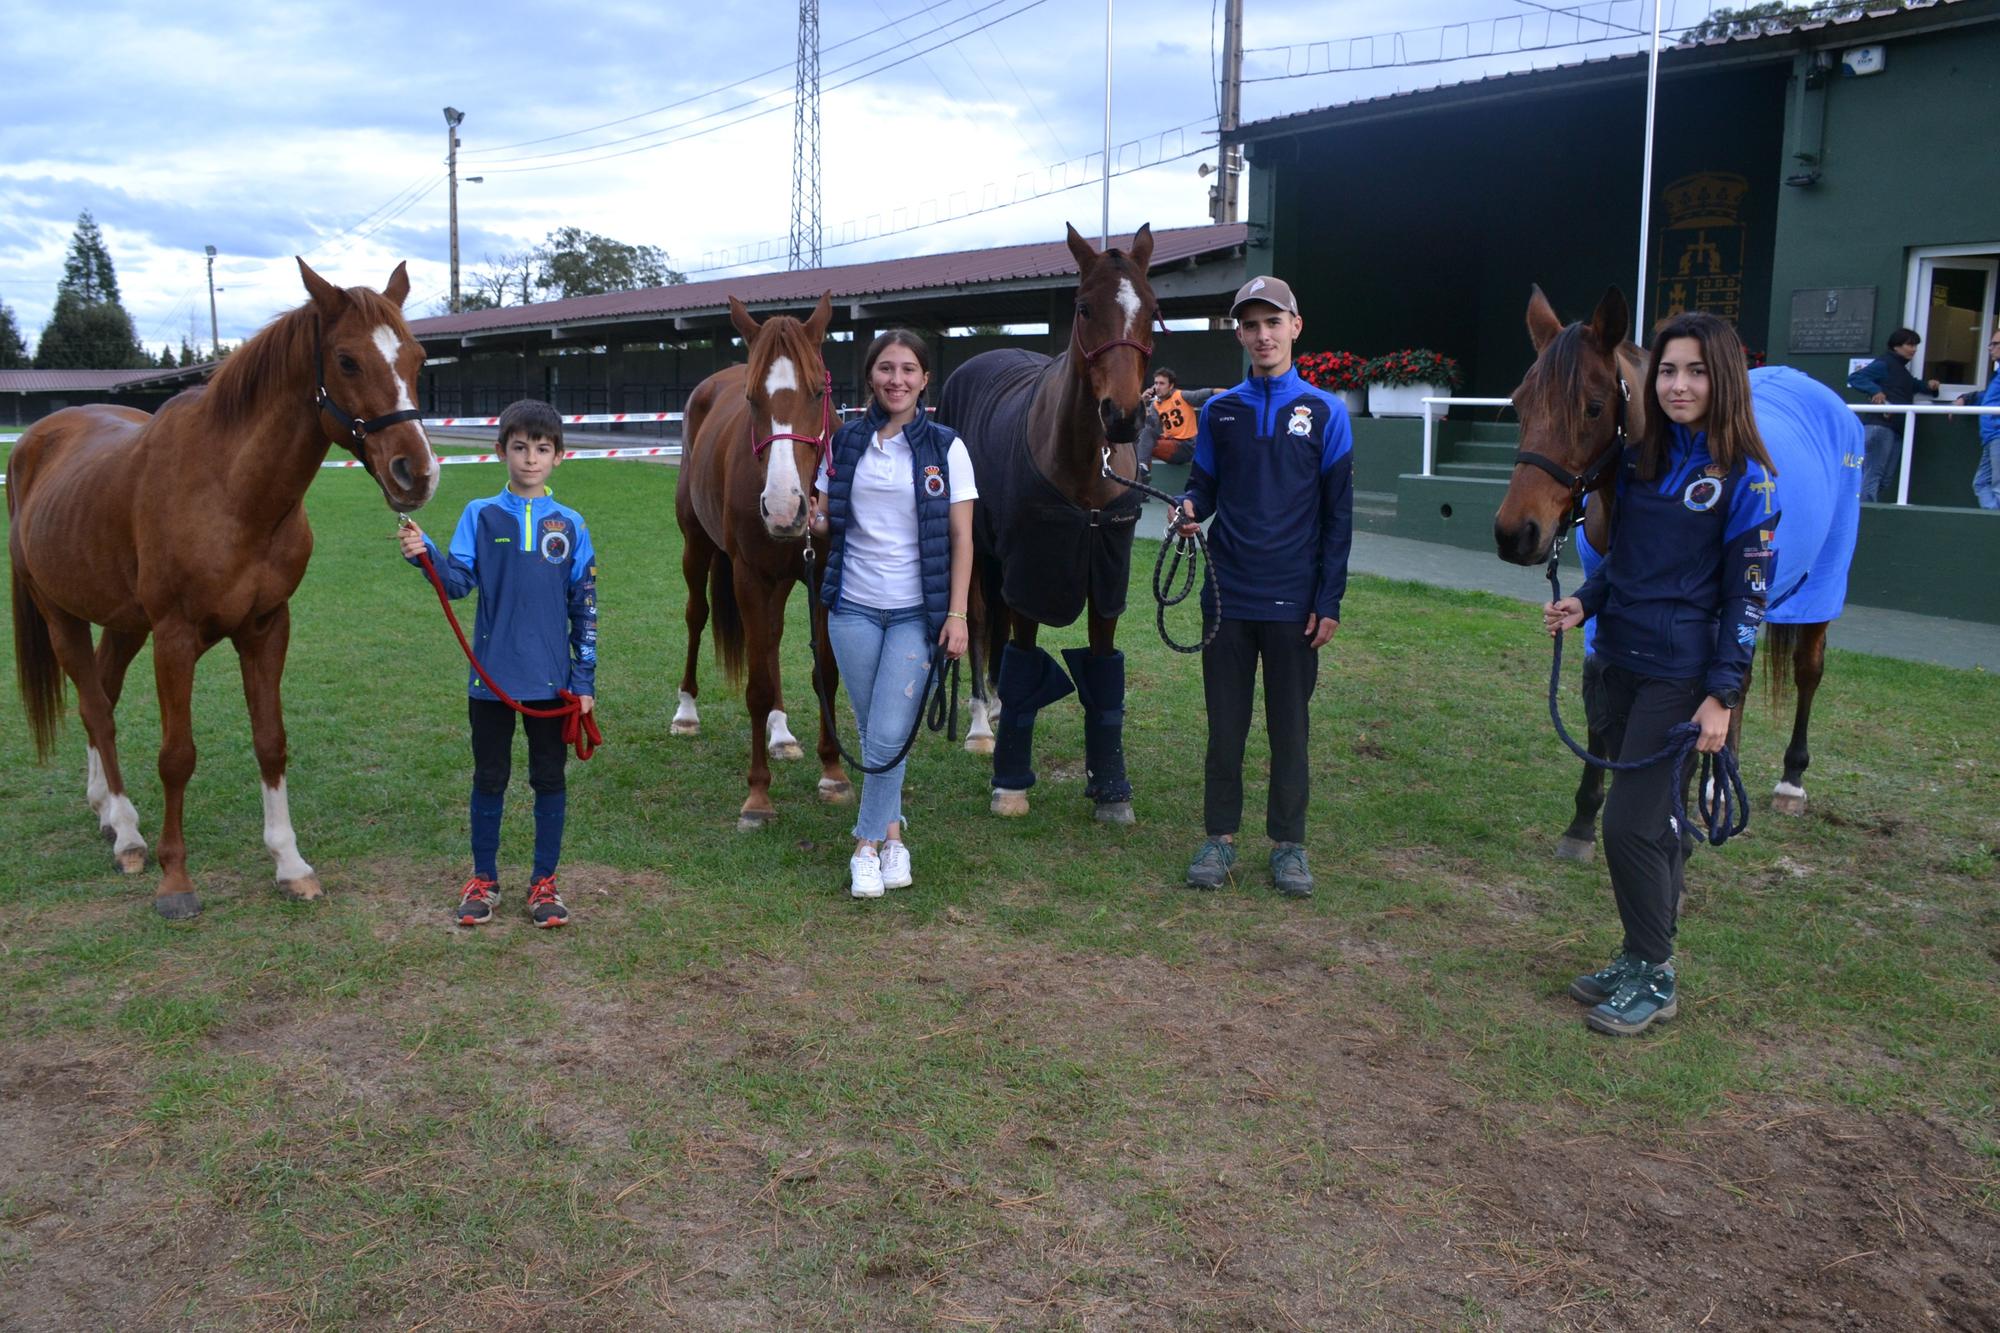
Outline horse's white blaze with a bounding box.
[768,709,799,750]
[1774,781,1806,798]
[759,356,806,530]
[86,746,108,815]
[261,778,314,882]
[967,698,995,741]
[1114,277,1141,337]
[673,691,700,726]
[371,324,438,490]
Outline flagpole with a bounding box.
[1633,0,1664,338]
[1103,0,1114,246]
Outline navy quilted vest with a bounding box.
[818,403,956,637]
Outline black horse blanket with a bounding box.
[941,348,1143,628]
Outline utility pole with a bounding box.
[203,245,220,357]
[1102,0,1114,247]
[789,0,822,270]
[445,106,465,312]
[1208,0,1244,224]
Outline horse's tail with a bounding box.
[1758,622,1801,710]
[708,549,746,684]
[10,558,66,762]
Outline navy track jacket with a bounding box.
[409,488,598,701]
[1181,366,1355,622]
[1575,425,1776,699]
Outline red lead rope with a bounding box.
[410,538,603,761]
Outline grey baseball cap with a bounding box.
[1230,275,1299,318]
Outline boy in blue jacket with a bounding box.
[399,399,597,928]
[1176,276,1354,898]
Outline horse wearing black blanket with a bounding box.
[938,224,1158,823]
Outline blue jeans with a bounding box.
[1860,424,1899,503]
[1974,434,2000,509]
[826,600,934,841]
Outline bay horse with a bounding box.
[1496,286,1863,854]
[9,259,438,918]
[672,293,852,828]
[938,224,1157,823]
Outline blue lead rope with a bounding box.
[1543,527,1750,847]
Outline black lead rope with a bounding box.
[1096,447,1219,654]
[801,537,960,777]
[1542,522,1750,847]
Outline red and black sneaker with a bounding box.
[526,875,569,929]
[456,875,499,926]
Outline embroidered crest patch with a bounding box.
[1287,405,1313,438]
[540,522,572,563]
[1683,477,1723,512]
[923,464,946,498]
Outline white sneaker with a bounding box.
[848,847,885,899]
[879,839,912,889]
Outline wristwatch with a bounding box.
[1713,687,1743,710]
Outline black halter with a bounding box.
[310,317,424,476]
[1512,373,1631,529]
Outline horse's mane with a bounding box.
[1519,322,1638,454]
[200,288,405,431]
[743,312,824,393]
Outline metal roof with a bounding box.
[407,222,1250,344]
[0,363,217,394]
[1231,0,1979,144]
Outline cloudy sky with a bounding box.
[0,0,1698,354]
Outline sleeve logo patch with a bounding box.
[1745,562,1766,593]
[1287,404,1314,437]
[1683,477,1723,511]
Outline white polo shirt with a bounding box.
[817,428,978,611]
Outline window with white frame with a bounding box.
[1905,244,1999,397]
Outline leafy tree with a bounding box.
[1678,1,1911,43]
[34,211,145,368]
[0,294,27,369]
[533,227,685,300]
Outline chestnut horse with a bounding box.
[938,224,1157,823]
[1496,286,1861,854]
[9,259,438,918]
[672,293,852,828]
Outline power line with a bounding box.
[1241,6,1702,83]
[967,0,1073,161]
[480,0,1052,175]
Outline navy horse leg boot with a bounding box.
[1062,647,1133,824]
[991,643,1075,816]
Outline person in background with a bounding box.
[1958,328,2000,509]
[1846,328,1938,502]
[1137,368,1220,481]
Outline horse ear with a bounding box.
[1525,284,1563,353]
[298,257,345,316]
[806,290,833,341]
[1129,223,1154,272]
[1588,286,1630,351]
[1065,223,1099,274]
[382,261,411,308]
[728,296,762,343]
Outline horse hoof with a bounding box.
[279,874,324,902]
[154,892,201,921]
[1554,836,1596,863]
[817,779,853,804]
[1772,791,1808,817]
[114,846,149,875]
[670,719,700,736]
[770,741,805,762]
[991,789,1030,817]
[1093,801,1135,825]
[738,810,776,832]
[964,736,995,755]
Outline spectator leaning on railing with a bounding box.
[1845,328,1938,503]
[1958,329,2000,510]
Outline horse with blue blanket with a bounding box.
[1496,287,1863,838]
[937,224,1158,822]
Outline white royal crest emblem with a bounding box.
[1683,476,1723,512]
[1286,405,1314,438]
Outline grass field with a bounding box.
[2,453,1996,1330]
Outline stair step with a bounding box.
[1435,461,1517,479]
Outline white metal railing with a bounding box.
[1417,394,2000,506]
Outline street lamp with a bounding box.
[203,245,220,358]
[444,107,465,312]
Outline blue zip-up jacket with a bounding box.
[818,404,956,638]
[1973,362,2000,445]
[409,487,598,701]
[1575,425,1776,699]
[1181,366,1354,621]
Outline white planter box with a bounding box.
[1367,382,1450,419]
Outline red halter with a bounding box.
[1070,303,1167,364]
[750,367,837,475]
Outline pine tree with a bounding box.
[0,293,28,370]
[179,335,197,367]
[35,211,145,369]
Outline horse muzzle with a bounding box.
[1494,516,1547,566]
[1099,401,1140,445]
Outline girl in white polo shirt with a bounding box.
[810,331,977,898]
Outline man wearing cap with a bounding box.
[1175,276,1354,898]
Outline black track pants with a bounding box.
[1596,665,1705,964]
[1201,617,1319,843]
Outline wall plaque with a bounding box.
[1787,287,1876,354]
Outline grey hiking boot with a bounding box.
[1585,960,1678,1037]
[1568,951,1643,1006]
[1185,837,1237,890]
[1269,842,1314,899]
